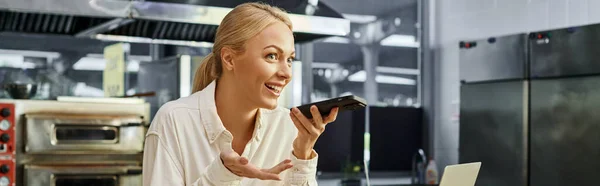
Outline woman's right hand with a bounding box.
[220,149,293,180]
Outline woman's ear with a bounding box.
[220,47,235,71]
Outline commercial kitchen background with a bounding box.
[0,0,598,185]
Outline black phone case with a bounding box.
[294,95,367,119]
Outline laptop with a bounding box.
[363,161,481,186]
[439,162,482,186]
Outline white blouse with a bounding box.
[142,81,319,186]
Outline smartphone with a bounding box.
[294,95,367,119]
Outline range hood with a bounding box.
[0,0,350,46]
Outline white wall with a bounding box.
[432,0,600,171]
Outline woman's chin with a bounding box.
[259,98,279,110]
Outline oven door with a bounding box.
[25,114,145,154]
[25,164,142,186]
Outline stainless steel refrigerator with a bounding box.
[459,33,529,186]
[528,24,600,186]
[460,23,600,186]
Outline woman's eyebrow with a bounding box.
[264,45,295,55]
[263,45,283,53]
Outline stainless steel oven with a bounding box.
[0,98,149,186]
[25,113,145,154]
[25,164,142,186]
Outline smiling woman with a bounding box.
[142,2,339,186]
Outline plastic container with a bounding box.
[425,159,439,184]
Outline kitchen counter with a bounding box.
[317,180,438,186]
[317,177,415,186]
[316,172,439,186]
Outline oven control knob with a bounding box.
[0,121,9,131]
[0,109,9,118]
[0,176,7,186]
[0,134,9,143]
[0,165,9,174]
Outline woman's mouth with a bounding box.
[265,84,282,96]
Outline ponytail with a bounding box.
[192,52,220,93]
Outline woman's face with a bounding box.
[230,22,295,109]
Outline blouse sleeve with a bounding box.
[283,150,319,186]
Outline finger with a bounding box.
[239,157,249,165]
[309,105,323,126]
[290,113,310,134]
[265,159,293,174]
[292,108,320,134]
[323,107,339,124]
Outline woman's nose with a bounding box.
[278,63,292,80]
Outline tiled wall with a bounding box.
[433,0,600,172]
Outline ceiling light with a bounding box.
[380,34,420,48]
[321,36,350,44]
[86,53,152,62]
[0,54,35,69]
[95,34,214,48]
[0,49,60,59]
[312,63,420,76]
[377,66,420,75]
[72,57,140,72]
[342,13,378,23]
[311,62,340,69]
[347,70,416,85]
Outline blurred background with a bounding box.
[1,0,599,186]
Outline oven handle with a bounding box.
[54,123,143,127]
[27,165,143,175]
[53,168,142,175]
[25,114,145,127]
[126,168,142,175]
[122,122,143,127]
[52,125,119,144]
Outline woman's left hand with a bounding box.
[290,106,339,159]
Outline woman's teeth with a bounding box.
[266,84,282,93]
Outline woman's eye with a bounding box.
[287,57,295,63]
[267,54,277,60]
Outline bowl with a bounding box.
[4,83,37,99]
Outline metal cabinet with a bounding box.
[459,81,528,186]
[529,77,600,186]
[529,23,600,78]
[459,34,528,83]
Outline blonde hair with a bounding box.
[192,2,293,92]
